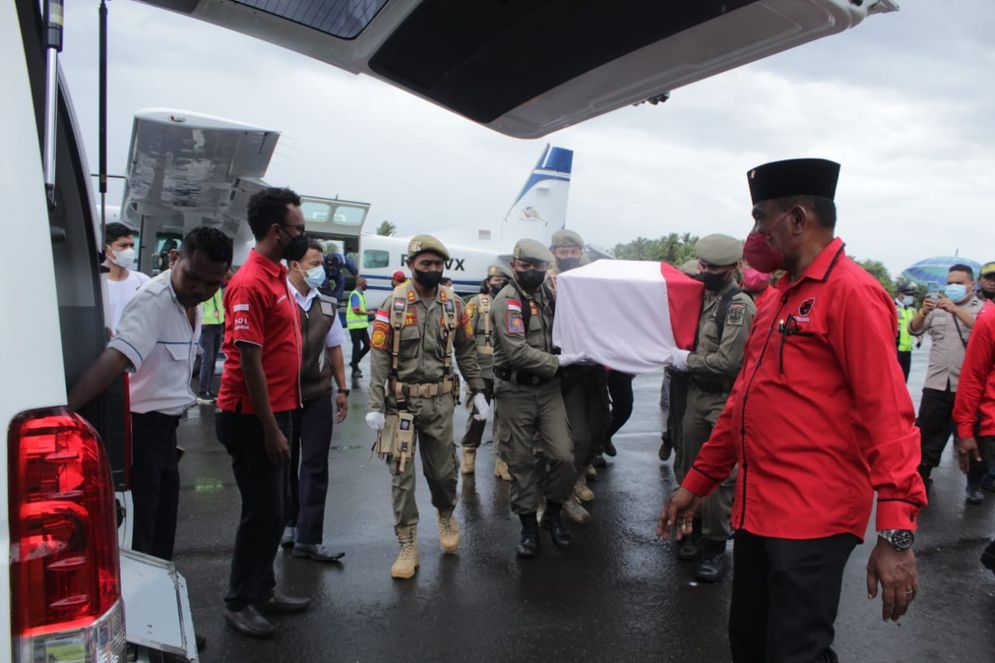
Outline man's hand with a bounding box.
[263,426,291,465]
[866,539,918,622]
[366,411,385,431]
[472,392,490,421]
[335,393,349,423]
[921,298,937,314]
[956,436,981,474]
[656,487,703,540]
[935,296,958,313]
[558,352,589,367]
[670,349,690,372]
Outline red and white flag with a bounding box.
[553,260,703,374]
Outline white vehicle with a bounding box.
[6,0,897,660]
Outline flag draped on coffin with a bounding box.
[553,260,704,374]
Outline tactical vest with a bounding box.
[299,293,337,401]
[475,294,493,355]
[346,289,369,330]
[387,283,459,403]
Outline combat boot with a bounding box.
[541,501,573,549]
[574,475,594,502]
[517,513,540,559]
[676,520,702,561]
[494,457,511,481]
[585,464,598,480]
[695,539,728,583]
[461,448,476,475]
[562,495,592,525]
[390,525,420,579]
[437,510,460,553]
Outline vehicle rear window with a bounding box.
[369,0,757,123]
[233,0,387,39]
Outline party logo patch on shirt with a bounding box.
[798,297,816,317]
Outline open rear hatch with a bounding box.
[136,0,898,138]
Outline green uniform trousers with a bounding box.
[495,379,575,514]
[561,368,610,471]
[386,394,459,529]
[460,377,503,456]
[679,385,737,542]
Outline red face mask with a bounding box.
[742,266,771,293]
[743,232,785,273]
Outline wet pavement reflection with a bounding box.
[174,340,995,662]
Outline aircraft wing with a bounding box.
[134,0,899,138]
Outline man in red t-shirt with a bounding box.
[216,187,308,639]
[659,159,926,662]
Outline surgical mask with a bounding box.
[301,265,325,289]
[413,269,443,288]
[944,283,967,302]
[697,271,728,293]
[516,269,545,291]
[743,232,785,273]
[741,267,770,293]
[902,295,914,307]
[557,257,581,272]
[110,247,135,269]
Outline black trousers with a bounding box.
[198,324,223,396]
[350,328,370,369]
[730,530,858,663]
[219,410,294,610]
[897,350,911,383]
[917,386,956,471]
[130,411,181,561]
[286,397,335,544]
[606,371,635,440]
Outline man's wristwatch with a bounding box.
[338,388,350,396]
[878,529,914,551]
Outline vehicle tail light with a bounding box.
[9,407,126,663]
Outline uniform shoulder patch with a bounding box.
[371,320,390,350]
[504,299,525,336]
[726,302,747,326]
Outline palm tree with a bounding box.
[376,221,397,237]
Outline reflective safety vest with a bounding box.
[201,288,225,325]
[346,289,369,330]
[897,305,915,352]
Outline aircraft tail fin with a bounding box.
[500,144,572,248]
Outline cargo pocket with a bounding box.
[399,326,421,360]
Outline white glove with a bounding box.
[670,349,690,372]
[365,411,385,431]
[558,352,588,367]
[472,392,490,421]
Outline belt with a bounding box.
[389,377,456,399]
[691,378,732,394]
[494,366,550,386]
[476,344,494,356]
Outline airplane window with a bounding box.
[363,249,389,269]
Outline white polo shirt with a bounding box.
[108,271,202,416]
[290,281,346,348]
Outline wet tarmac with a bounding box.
[173,342,995,662]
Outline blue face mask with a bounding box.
[302,265,326,289]
[944,283,967,302]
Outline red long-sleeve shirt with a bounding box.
[953,303,995,439]
[683,238,926,539]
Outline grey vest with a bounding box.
[299,293,337,401]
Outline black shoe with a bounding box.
[603,439,618,457]
[280,526,295,549]
[695,540,728,582]
[293,543,345,562]
[256,589,311,614]
[351,367,363,377]
[676,526,702,561]
[224,605,274,639]
[517,513,540,559]
[966,485,984,505]
[981,540,995,575]
[541,503,572,549]
[592,453,607,469]
[658,433,672,462]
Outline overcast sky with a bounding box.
[59,1,995,276]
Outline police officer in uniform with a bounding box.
[492,239,588,557]
[460,265,511,479]
[669,234,756,582]
[365,235,488,579]
[548,229,610,523]
[659,259,701,462]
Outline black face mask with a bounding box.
[697,271,729,292]
[413,269,444,288]
[279,226,309,261]
[516,269,545,291]
[489,283,504,296]
[557,258,581,272]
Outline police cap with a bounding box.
[407,234,449,261]
[898,282,918,295]
[550,229,584,249]
[513,239,554,265]
[487,264,511,279]
[695,234,743,267]
[747,158,840,204]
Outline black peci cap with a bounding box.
[747,158,840,204]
